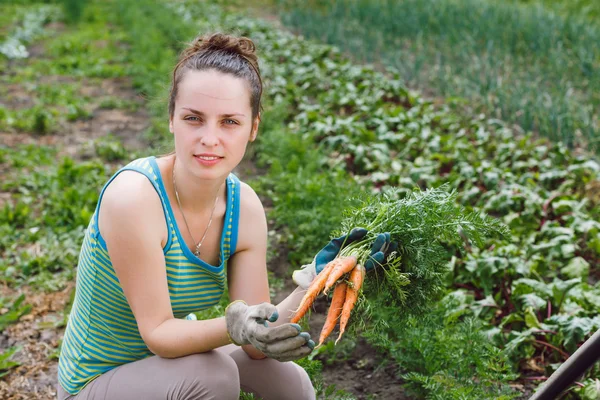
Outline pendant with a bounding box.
[194,245,201,257]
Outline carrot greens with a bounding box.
[335,184,509,315]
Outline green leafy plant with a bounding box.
[59,0,89,24]
[93,134,129,162]
[367,294,519,399]
[0,294,32,332]
[0,346,22,378]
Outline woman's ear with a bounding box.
[169,117,174,134]
[249,114,261,142]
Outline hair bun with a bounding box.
[190,33,256,59]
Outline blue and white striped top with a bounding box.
[58,156,241,395]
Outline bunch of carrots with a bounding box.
[291,255,364,347]
[290,185,509,348]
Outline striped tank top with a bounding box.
[58,156,241,395]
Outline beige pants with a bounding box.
[57,344,315,400]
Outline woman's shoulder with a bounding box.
[238,180,261,210]
[234,180,267,252]
[97,169,168,248]
[105,169,159,204]
[99,169,166,234]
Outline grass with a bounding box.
[511,0,600,20]
[275,0,600,153]
[58,0,89,24]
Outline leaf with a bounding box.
[520,293,547,311]
[504,328,537,360]
[560,243,577,259]
[547,315,600,353]
[524,307,542,329]
[0,346,21,377]
[576,378,600,400]
[561,257,590,279]
[588,235,600,256]
[0,294,32,332]
[582,290,600,311]
[500,313,524,330]
[512,278,552,298]
[551,278,582,308]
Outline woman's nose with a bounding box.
[199,127,219,147]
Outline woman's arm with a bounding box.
[226,183,270,307]
[228,182,311,359]
[99,172,232,358]
[229,182,310,321]
[229,182,321,361]
[226,182,270,358]
[275,286,306,322]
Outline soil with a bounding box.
[0,75,149,161]
[304,300,410,400]
[0,283,74,400]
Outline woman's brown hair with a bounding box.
[169,32,263,121]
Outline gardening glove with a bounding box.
[292,227,368,290]
[225,300,315,362]
[364,232,393,271]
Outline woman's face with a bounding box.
[169,69,258,181]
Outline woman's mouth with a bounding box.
[194,154,223,166]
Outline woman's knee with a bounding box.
[173,351,240,399]
[291,362,316,400]
[236,357,316,400]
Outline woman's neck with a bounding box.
[170,156,226,215]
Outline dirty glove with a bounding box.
[225,300,315,362]
[292,228,368,290]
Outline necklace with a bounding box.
[172,166,219,257]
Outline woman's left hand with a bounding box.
[292,228,391,290]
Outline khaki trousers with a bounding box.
[57,344,315,400]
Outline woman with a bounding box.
[55,32,373,400]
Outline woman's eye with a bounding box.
[224,119,238,125]
[185,116,200,122]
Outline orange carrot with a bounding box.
[290,259,339,323]
[317,282,347,348]
[336,263,365,344]
[323,255,357,295]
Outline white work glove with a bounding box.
[225,300,315,362]
[292,260,317,290]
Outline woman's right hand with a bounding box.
[225,300,315,362]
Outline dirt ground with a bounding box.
[0,283,74,400]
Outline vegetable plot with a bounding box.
[292,186,509,345]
